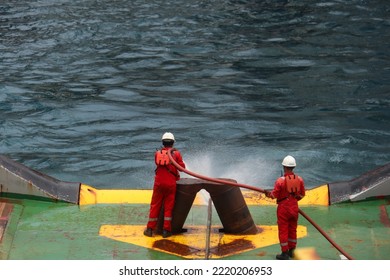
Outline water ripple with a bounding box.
[0,0,389,189]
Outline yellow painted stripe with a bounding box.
[79,184,207,205]
[80,184,329,206]
[242,184,329,206]
[300,184,329,206]
[99,224,307,259]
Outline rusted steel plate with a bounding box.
[0,203,13,243]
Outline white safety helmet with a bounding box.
[282,155,296,167]
[162,132,175,142]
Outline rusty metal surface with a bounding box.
[171,178,258,235]
[0,203,13,243]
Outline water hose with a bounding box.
[297,209,354,260]
[168,148,354,260]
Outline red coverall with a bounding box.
[270,171,305,253]
[146,147,185,232]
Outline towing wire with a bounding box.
[168,149,354,260]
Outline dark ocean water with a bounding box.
[1,0,389,189]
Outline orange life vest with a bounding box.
[285,174,301,194]
[155,149,171,166]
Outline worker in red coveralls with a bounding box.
[144,132,185,238]
[266,155,305,260]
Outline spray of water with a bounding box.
[182,148,276,191]
[197,189,211,205]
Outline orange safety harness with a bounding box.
[285,175,301,193]
[277,175,301,203]
[155,149,171,166]
[155,149,178,178]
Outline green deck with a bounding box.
[1,154,389,260]
[1,195,389,260]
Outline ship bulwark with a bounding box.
[0,155,80,204]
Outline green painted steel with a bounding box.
[1,196,389,260]
[1,154,389,260]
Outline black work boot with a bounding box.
[276,251,290,260]
[288,248,295,259]
[162,230,172,238]
[143,227,153,237]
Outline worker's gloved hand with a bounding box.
[294,194,303,201]
[264,190,272,198]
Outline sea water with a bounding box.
[0,0,389,189]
